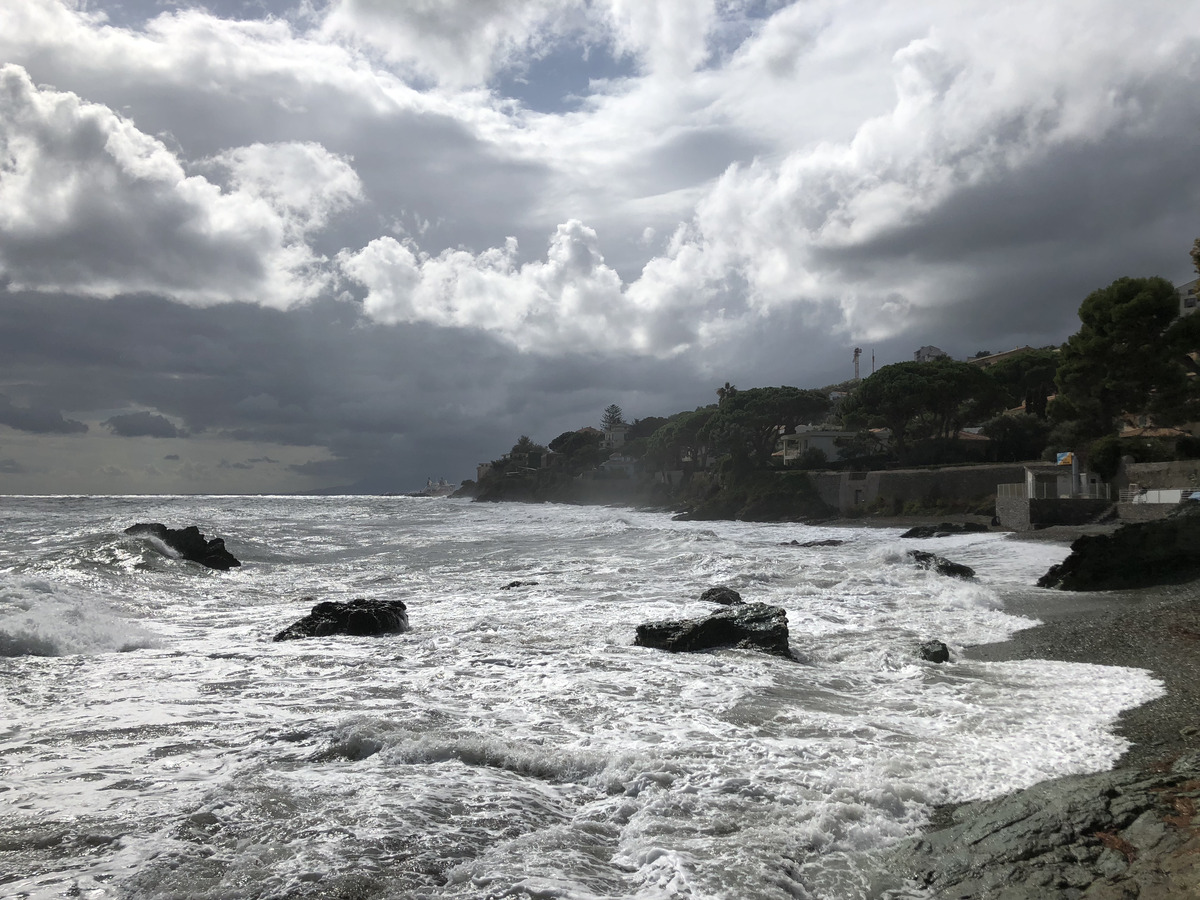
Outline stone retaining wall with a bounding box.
[1121,460,1200,491]
[1117,501,1186,522]
[811,464,1027,515]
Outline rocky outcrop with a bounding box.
[1037,513,1200,590]
[501,580,539,589]
[781,538,847,547]
[635,602,792,658]
[273,598,410,641]
[918,639,951,663]
[890,752,1200,899]
[909,550,976,579]
[124,523,241,570]
[699,586,744,606]
[900,522,989,539]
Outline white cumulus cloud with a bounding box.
[0,64,360,307]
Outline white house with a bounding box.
[914,345,949,362]
[777,427,848,465]
[1179,277,1199,317]
[601,423,630,451]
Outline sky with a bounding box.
[1,0,1198,494]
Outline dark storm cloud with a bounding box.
[804,84,1200,356]
[2,1,1199,493]
[0,394,88,434]
[0,289,715,490]
[103,411,181,438]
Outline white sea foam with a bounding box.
[0,497,1166,900]
[0,577,160,655]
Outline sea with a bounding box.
[0,495,1164,900]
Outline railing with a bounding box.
[1120,488,1193,504]
[997,483,1110,500]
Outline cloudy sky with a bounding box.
[1,0,1198,493]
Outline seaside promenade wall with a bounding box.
[1120,460,1200,491]
[809,464,1026,516]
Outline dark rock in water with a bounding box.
[635,602,792,658]
[124,523,241,570]
[781,538,847,547]
[889,751,1200,899]
[909,550,975,579]
[501,580,539,590]
[699,585,744,605]
[1037,513,1200,590]
[900,522,988,539]
[273,598,410,641]
[918,639,951,663]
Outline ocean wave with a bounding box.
[0,578,160,656]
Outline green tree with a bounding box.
[983,348,1058,418]
[851,359,1003,456]
[548,430,603,471]
[1191,237,1200,276]
[1055,276,1199,441]
[646,408,716,471]
[701,386,831,466]
[627,416,668,440]
[601,404,625,430]
[981,413,1052,462]
[511,435,538,454]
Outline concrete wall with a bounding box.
[1116,501,1184,523]
[810,464,1027,515]
[995,496,1031,530]
[1121,460,1200,491]
[1028,498,1111,527]
[996,497,1113,531]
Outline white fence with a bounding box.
[1119,488,1196,504]
[997,482,1111,500]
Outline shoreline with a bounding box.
[888,562,1200,895]
[966,582,1200,771]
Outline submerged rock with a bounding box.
[909,550,975,579]
[918,639,951,663]
[1037,513,1200,590]
[273,598,410,641]
[781,538,848,547]
[635,602,792,658]
[699,586,744,606]
[900,522,989,539]
[124,523,240,570]
[501,580,539,590]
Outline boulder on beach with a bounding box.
[273,598,410,641]
[1036,512,1200,591]
[699,585,744,606]
[909,550,975,579]
[918,639,951,663]
[124,523,241,570]
[900,523,988,539]
[635,602,792,658]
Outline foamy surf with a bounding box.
[0,496,1164,899]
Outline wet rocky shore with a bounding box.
[886,566,1200,898]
